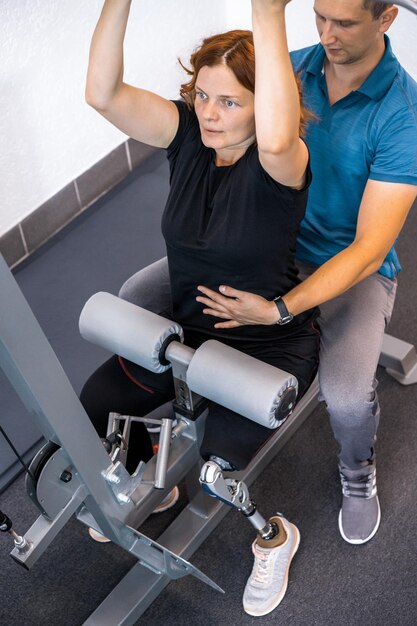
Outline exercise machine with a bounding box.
[1,252,417,624]
[383,0,417,16]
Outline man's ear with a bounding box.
[379,5,399,33]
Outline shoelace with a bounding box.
[339,467,377,499]
[252,546,276,585]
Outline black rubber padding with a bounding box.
[158,333,182,366]
[275,386,298,421]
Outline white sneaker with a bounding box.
[243,516,300,616]
[145,419,178,434]
[88,527,111,543]
[88,486,180,542]
[152,485,179,513]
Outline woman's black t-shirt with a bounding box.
[161,100,317,341]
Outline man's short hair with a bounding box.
[362,0,393,18]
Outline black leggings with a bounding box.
[80,323,320,471]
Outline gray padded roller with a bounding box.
[79,292,184,373]
[186,340,298,429]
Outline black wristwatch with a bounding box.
[273,296,294,325]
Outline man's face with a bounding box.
[314,0,387,65]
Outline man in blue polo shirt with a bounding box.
[284,0,417,545]
[284,0,417,546]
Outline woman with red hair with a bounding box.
[84,0,319,615]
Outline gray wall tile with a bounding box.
[21,182,81,254]
[127,139,158,170]
[0,225,27,267]
[5,141,156,268]
[76,143,130,208]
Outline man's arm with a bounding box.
[196,180,417,327]
[283,180,416,316]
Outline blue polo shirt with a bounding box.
[291,36,417,278]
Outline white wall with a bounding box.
[0,0,228,236]
[1,1,417,237]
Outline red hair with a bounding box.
[179,29,315,138]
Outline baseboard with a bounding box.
[0,139,158,269]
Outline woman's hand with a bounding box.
[196,285,278,329]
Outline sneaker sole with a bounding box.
[243,522,301,617]
[88,527,111,543]
[88,487,180,543]
[145,425,161,433]
[338,497,381,545]
[146,419,178,434]
[152,486,180,514]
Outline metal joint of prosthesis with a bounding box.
[199,460,279,541]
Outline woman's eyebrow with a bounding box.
[195,85,240,99]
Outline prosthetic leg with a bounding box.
[200,458,280,541]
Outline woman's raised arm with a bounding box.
[252,0,308,188]
[85,0,178,148]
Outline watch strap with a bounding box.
[273,296,293,325]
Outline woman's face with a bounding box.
[194,64,255,166]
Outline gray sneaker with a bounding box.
[243,516,300,616]
[338,462,380,545]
